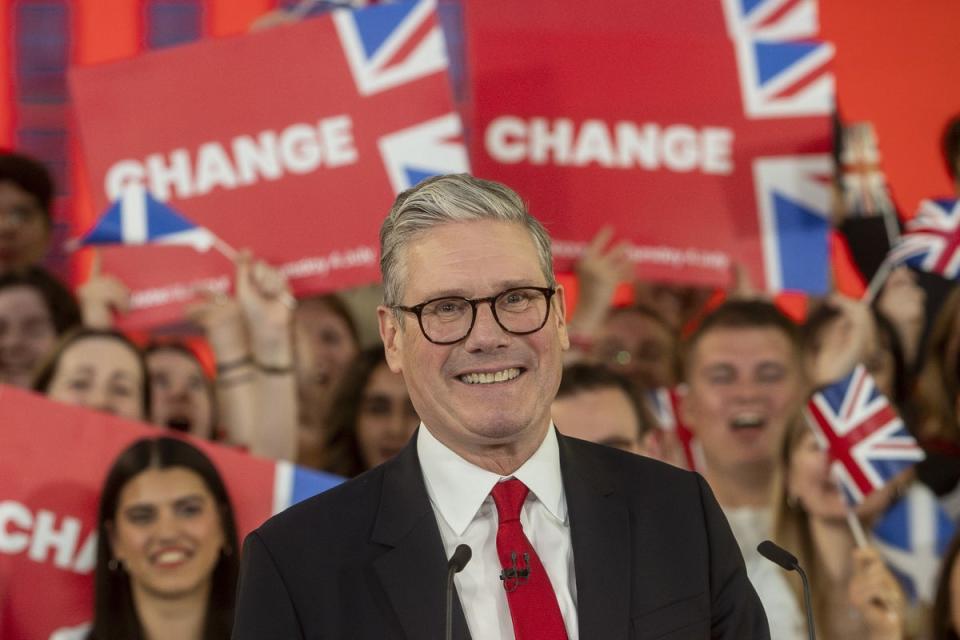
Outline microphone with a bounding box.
[758,540,816,640]
[445,544,472,640]
[499,551,531,592]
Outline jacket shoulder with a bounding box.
[253,464,386,551]
[562,435,700,493]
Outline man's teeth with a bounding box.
[731,414,764,429]
[460,368,521,385]
[154,549,189,564]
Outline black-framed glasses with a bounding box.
[392,286,556,345]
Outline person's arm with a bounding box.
[808,293,876,387]
[875,266,925,369]
[76,251,129,329]
[696,474,771,639]
[236,252,299,461]
[565,226,632,362]
[234,531,304,639]
[186,291,258,448]
[848,547,906,640]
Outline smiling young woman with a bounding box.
[88,437,239,640]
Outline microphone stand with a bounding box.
[795,561,815,640]
[758,540,816,640]
[446,544,472,640]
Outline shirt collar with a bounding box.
[417,422,567,536]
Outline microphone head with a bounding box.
[448,544,472,573]
[757,540,799,571]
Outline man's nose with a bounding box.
[731,380,765,402]
[463,302,510,351]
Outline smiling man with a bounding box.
[681,300,805,510]
[233,175,768,639]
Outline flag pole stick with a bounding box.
[879,205,901,247]
[830,466,869,548]
[212,235,297,309]
[213,236,239,262]
[861,259,893,305]
[844,508,869,548]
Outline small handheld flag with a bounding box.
[886,198,960,279]
[804,364,925,505]
[872,483,956,603]
[70,184,218,253]
[645,386,703,472]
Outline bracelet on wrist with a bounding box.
[255,359,295,375]
[215,370,256,387]
[216,356,254,375]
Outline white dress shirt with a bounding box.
[723,506,805,640]
[418,423,579,640]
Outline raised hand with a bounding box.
[234,250,296,368]
[569,226,632,344]
[77,251,130,328]
[809,293,876,387]
[848,547,905,640]
[875,266,925,366]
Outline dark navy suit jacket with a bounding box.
[233,431,770,639]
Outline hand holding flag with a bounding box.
[76,250,130,328]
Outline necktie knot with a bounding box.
[491,478,529,524]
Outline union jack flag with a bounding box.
[378,112,469,193]
[334,0,468,192]
[887,198,960,279]
[804,365,925,505]
[334,0,449,96]
[645,386,703,472]
[723,0,820,40]
[753,154,833,294]
[722,0,834,119]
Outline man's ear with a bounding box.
[554,284,570,351]
[378,305,404,373]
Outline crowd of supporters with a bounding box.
[4,116,960,639]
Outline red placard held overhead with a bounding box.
[465,0,834,294]
[70,0,467,329]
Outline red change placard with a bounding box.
[70,0,467,329]
[465,0,833,293]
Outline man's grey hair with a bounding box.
[379,173,555,307]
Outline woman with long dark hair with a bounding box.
[88,436,238,639]
[305,346,418,476]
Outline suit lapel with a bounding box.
[371,436,471,640]
[559,435,632,640]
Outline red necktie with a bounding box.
[490,478,569,640]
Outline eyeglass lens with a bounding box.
[419,288,550,343]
